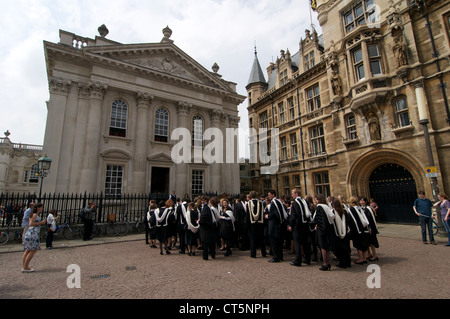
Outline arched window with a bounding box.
[109,99,128,137]
[155,108,169,142]
[192,115,203,147]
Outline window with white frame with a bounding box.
[310,125,326,156]
[110,99,128,137]
[395,97,411,127]
[353,47,365,81]
[29,164,39,183]
[192,170,204,196]
[343,0,377,33]
[307,84,321,112]
[368,44,382,76]
[346,114,358,140]
[193,115,204,148]
[105,165,124,197]
[155,108,169,142]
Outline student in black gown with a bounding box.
[176,198,189,254]
[360,197,379,261]
[185,202,200,256]
[218,198,234,257]
[246,191,267,258]
[288,188,312,267]
[347,196,369,264]
[313,194,335,271]
[331,198,351,268]
[267,190,288,263]
[146,201,157,248]
[155,200,173,255]
[199,196,219,260]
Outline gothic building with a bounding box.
[42,25,245,197]
[247,0,450,223]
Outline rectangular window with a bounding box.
[280,69,288,86]
[279,102,285,124]
[310,125,326,156]
[290,133,298,160]
[288,97,295,120]
[105,165,124,197]
[347,115,358,140]
[343,0,378,33]
[368,44,382,76]
[314,172,330,197]
[259,111,268,129]
[353,47,365,81]
[29,165,39,183]
[307,84,321,112]
[305,51,315,70]
[280,136,287,161]
[396,98,410,127]
[294,175,300,187]
[192,170,204,196]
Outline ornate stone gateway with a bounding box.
[369,163,418,224]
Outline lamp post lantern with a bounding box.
[37,154,52,201]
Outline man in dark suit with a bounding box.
[288,188,312,266]
[267,190,286,263]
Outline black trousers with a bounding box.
[293,227,311,265]
[249,224,267,257]
[269,235,283,261]
[83,219,93,240]
[46,230,54,248]
[202,239,216,259]
[178,226,186,253]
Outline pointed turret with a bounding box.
[246,47,267,89]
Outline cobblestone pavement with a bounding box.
[0,223,448,300]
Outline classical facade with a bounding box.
[0,131,43,194]
[247,0,450,223]
[43,25,245,197]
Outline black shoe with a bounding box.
[166,250,171,255]
[303,259,311,265]
[319,264,331,271]
[250,255,256,258]
[290,262,301,267]
[268,258,280,263]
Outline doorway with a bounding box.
[369,163,418,224]
[151,167,170,196]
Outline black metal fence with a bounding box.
[0,192,170,228]
[0,191,241,228]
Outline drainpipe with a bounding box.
[297,87,308,194]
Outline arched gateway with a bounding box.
[347,149,427,224]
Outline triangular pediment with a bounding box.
[85,43,231,91]
[147,152,173,163]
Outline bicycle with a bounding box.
[0,225,24,245]
[432,215,439,236]
[60,223,82,240]
[124,213,146,234]
[105,214,120,237]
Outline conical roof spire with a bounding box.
[247,45,267,87]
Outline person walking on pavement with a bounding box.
[433,193,450,246]
[413,191,436,245]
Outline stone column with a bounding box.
[79,81,107,194]
[42,77,72,194]
[227,115,240,195]
[209,109,222,193]
[69,83,91,193]
[133,92,153,193]
[175,101,192,197]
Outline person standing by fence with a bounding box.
[82,201,96,241]
[433,193,450,246]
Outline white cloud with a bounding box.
[0,0,320,154]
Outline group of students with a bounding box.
[144,189,380,270]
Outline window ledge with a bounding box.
[103,135,132,146]
[342,137,360,146]
[391,124,414,134]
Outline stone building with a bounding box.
[42,25,245,198]
[246,0,450,223]
[0,131,43,194]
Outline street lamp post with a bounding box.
[37,154,52,202]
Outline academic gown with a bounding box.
[364,207,379,248]
[347,206,369,251]
[314,205,335,251]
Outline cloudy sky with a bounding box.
[0,0,320,157]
